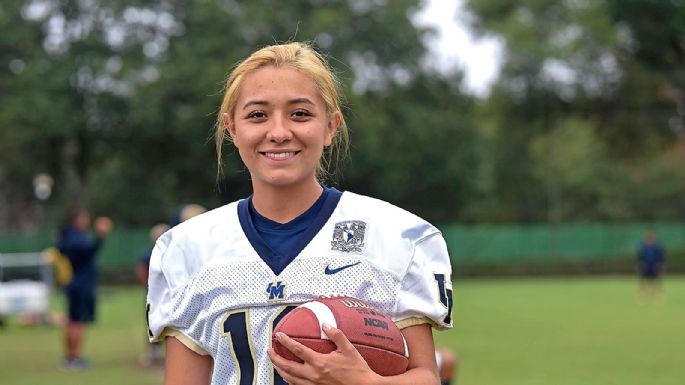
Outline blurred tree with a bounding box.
[1,0,485,229]
[605,0,685,152]
[0,0,91,229]
[1,0,191,228]
[529,117,616,220]
[465,0,685,221]
[343,73,482,223]
[3,0,684,230]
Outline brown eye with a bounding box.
[247,111,266,120]
[292,109,312,119]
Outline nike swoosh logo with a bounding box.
[324,261,361,275]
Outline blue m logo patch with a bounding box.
[266,281,286,301]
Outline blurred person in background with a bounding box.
[170,203,207,227]
[57,207,113,370]
[435,348,458,385]
[636,230,666,302]
[136,223,170,367]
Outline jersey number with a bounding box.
[222,306,297,385]
[434,273,453,325]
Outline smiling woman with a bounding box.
[145,42,453,385]
[222,65,341,214]
[215,43,349,187]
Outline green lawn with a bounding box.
[437,276,685,385]
[0,287,161,385]
[1,277,683,385]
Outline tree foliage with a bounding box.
[466,0,685,222]
[1,0,683,230]
[2,0,481,229]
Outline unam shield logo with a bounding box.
[331,220,367,253]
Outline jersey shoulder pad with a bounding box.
[342,191,439,241]
[154,201,240,289]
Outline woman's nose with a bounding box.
[266,116,293,143]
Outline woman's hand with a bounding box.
[268,323,382,385]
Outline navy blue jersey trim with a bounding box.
[238,188,343,275]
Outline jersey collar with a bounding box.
[237,188,343,275]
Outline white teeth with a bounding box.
[264,152,294,159]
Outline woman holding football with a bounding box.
[146,42,453,385]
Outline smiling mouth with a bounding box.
[261,151,300,160]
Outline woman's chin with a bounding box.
[253,173,316,189]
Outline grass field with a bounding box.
[1,276,683,385]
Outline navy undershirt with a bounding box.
[238,186,342,275]
[248,188,329,256]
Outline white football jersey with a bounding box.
[147,190,453,385]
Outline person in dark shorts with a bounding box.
[636,230,666,302]
[57,207,113,370]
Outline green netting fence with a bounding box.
[0,229,150,270]
[440,222,685,265]
[1,222,684,272]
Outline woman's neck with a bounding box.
[251,179,324,224]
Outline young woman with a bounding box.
[146,42,453,385]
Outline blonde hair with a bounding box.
[215,42,349,181]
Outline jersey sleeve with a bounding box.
[146,231,209,355]
[393,232,453,330]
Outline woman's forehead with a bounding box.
[238,66,322,101]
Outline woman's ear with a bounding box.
[324,111,342,147]
[223,113,237,143]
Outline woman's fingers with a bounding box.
[321,323,355,354]
[273,332,319,362]
[268,348,313,385]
